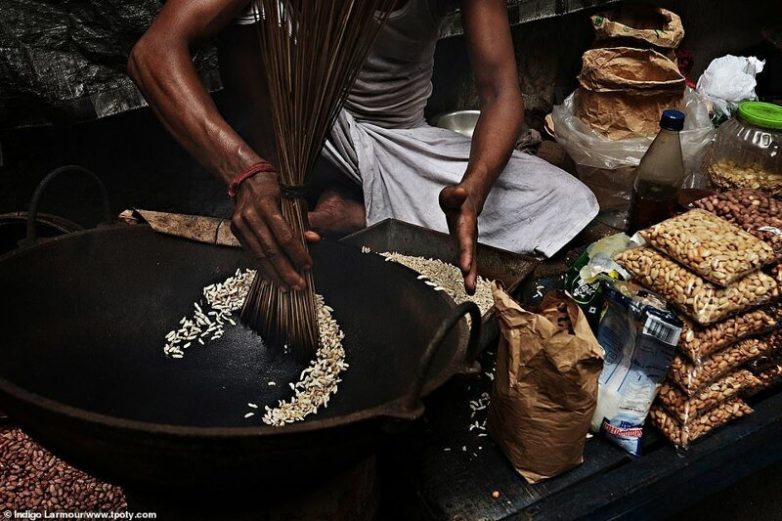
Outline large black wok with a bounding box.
[0,225,479,499]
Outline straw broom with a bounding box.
[240,0,396,360]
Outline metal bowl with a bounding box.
[433,110,481,138]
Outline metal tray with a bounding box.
[341,219,540,352]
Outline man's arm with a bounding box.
[439,0,524,293]
[128,0,310,291]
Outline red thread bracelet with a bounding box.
[228,161,276,199]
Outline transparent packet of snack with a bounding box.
[668,333,780,395]
[649,398,753,451]
[746,351,782,394]
[640,209,777,287]
[655,369,760,424]
[679,306,781,364]
[614,246,780,325]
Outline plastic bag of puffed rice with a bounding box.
[614,246,780,325]
[649,398,753,449]
[640,210,777,287]
[655,370,760,424]
[678,307,781,363]
[591,280,682,457]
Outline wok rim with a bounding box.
[0,224,469,438]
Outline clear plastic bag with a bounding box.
[552,88,715,217]
[669,334,779,395]
[656,370,759,424]
[641,209,776,286]
[747,352,782,393]
[614,247,780,325]
[650,398,752,449]
[679,307,780,363]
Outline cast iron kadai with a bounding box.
[342,218,540,350]
[0,224,481,500]
[0,165,111,425]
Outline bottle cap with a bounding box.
[737,101,782,130]
[660,110,685,131]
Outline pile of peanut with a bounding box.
[649,398,753,448]
[707,160,782,195]
[641,210,775,286]
[656,370,760,424]
[679,308,779,362]
[0,427,126,510]
[614,247,779,325]
[669,335,779,395]
[694,189,782,254]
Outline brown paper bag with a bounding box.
[487,287,603,483]
[576,47,685,139]
[591,6,685,50]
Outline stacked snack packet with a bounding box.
[614,207,782,449]
[695,189,782,396]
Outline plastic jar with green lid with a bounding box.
[706,101,782,194]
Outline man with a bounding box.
[128,0,597,294]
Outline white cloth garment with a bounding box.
[238,0,598,256]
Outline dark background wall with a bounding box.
[0,0,780,230]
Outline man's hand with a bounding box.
[439,184,479,295]
[231,171,313,292]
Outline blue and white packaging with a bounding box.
[591,281,682,456]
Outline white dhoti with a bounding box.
[324,110,598,256]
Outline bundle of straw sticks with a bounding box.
[240,0,396,360]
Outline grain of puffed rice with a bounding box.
[679,308,779,363]
[669,334,780,395]
[162,269,347,427]
[379,252,495,316]
[641,209,775,286]
[260,293,347,427]
[649,398,753,449]
[694,189,782,254]
[614,247,779,325]
[656,370,760,424]
[0,427,126,510]
[163,269,255,358]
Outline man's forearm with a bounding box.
[128,34,260,186]
[460,94,524,211]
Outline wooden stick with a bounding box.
[242,0,397,361]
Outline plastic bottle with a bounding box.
[628,110,686,233]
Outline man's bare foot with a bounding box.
[308,189,366,237]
